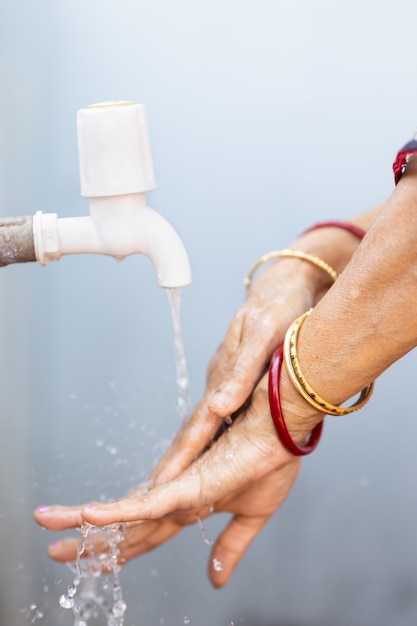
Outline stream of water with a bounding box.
[59,522,126,626]
[166,287,191,422]
[57,287,190,625]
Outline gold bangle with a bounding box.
[283,310,375,416]
[244,249,338,288]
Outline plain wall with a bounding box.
[1,1,417,625]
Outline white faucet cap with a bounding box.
[77,101,157,197]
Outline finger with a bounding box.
[82,409,284,527]
[208,314,286,418]
[120,518,181,561]
[47,517,183,577]
[150,398,224,485]
[208,513,271,588]
[152,315,268,484]
[47,537,82,562]
[34,504,87,531]
[81,473,204,526]
[208,341,270,418]
[151,311,250,484]
[46,521,157,564]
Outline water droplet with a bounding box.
[184,617,190,624]
[29,604,37,611]
[67,583,77,598]
[226,445,237,460]
[213,558,224,572]
[59,594,74,609]
[112,599,127,618]
[197,517,213,545]
[57,512,128,624]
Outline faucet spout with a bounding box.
[33,194,191,288]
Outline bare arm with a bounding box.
[283,158,417,441]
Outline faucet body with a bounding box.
[33,193,191,287]
[0,101,192,289]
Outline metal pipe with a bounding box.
[0,216,36,266]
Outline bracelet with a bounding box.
[268,344,323,455]
[392,135,417,184]
[283,310,375,416]
[244,249,338,288]
[301,221,366,240]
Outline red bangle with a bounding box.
[301,221,366,240]
[268,344,323,456]
[392,137,417,185]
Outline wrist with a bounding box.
[292,225,361,277]
[268,343,324,455]
[278,363,324,442]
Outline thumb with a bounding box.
[208,351,269,419]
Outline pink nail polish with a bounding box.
[48,541,60,548]
[84,504,96,511]
[37,506,50,513]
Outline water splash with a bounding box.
[212,558,224,572]
[28,603,44,623]
[58,522,127,626]
[167,288,191,422]
[53,291,191,624]
[196,516,213,546]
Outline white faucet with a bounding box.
[32,101,192,288]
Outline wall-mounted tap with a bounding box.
[0,101,192,289]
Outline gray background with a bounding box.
[1,1,417,625]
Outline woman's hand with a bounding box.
[34,212,377,585]
[34,254,328,586]
[149,254,330,485]
[35,369,320,587]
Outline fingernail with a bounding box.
[48,541,60,549]
[84,504,96,511]
[37,506,50,513]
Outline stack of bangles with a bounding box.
[244,220,375,456]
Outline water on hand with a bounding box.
[59,522,127,626]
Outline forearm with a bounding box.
[248,204,383,304]
[287,159,417,431]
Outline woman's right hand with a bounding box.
[152,252,326,484]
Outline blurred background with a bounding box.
[1,1,417,624]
